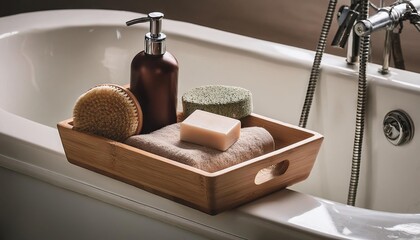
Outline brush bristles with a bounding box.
[73,85,142,142]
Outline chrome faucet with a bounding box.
[327,0,420,206]
[354,0,420,74]
[332,0,420,72]
[354,0,420,36]
[331,1,361,64]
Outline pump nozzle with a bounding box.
[126,12,164,37]
[126,12,166,55]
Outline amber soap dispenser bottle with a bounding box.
[126,12,178,133]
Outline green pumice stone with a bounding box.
[182,85,253,119]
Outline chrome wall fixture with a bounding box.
[383,110,414,146]
[354,0,420,74]
[302,0,418,206]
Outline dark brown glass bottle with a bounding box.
[126,12,179,133]
[130,51,178,133]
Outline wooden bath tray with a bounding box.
[58,114,323,215]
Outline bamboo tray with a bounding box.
[58,114,323,215]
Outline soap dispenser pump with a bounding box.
[126,12,178,134]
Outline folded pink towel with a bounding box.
[125,123,275,172]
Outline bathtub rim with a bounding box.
[1,9,419,95]
[3,116,420,239]
[1,9,420,240]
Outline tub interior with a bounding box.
[2,25,420,214]
[0,26,310,128]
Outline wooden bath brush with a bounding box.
[73,84,143,142]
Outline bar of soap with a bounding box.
[180,110,241,151]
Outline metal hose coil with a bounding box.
[347,0,370,207]
[299,0,338,128]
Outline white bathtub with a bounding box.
[1,10,420,239]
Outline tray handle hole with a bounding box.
[254,160,289,185]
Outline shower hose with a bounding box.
[299,0,370,206]
[347,0,369,206]
[298,0,337,128]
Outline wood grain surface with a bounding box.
[58,114,323,214]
